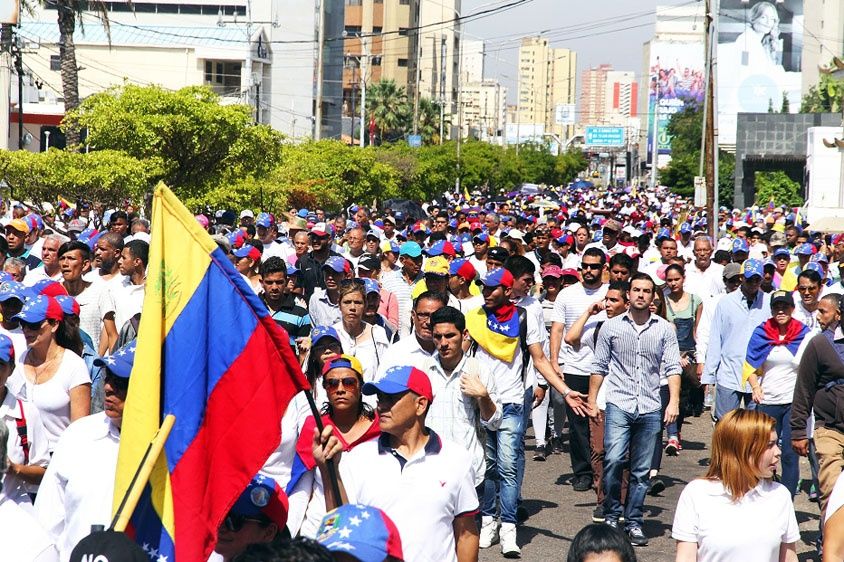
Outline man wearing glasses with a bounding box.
[550,247,609,495]
[469,233,491,277]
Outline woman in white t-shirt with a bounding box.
[673,409,799,562]
[8,295,90,453]
[744,290,811,498]
[330,281,388,384]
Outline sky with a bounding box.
[462,0,689,103]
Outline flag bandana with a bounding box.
[742,318,809,386]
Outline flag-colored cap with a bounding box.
[804,262,825,275]
[731,238,749,254]
[15,295,64,323]
[322,353,364,377]
[362,278,380,295]
[30,279,68,297]
[426,240,456,257]
[230,474,289,530]
[233,244,262,262]
[795,242,815,255]
[227,230,246,250]
[449,258,476,283]
[317,504,404,562]
[380,240,400,254]
[773,247,791,259]
[54,295,81,316]
[256,212,273,228]
[93,341,137,379]
[476,268,514,288]
[0,334,14,363]
[740,258,764,279]
[0,281,32,303]
[363,365,434,402]
[322,256,351,274]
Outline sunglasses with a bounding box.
[581,263,603,270]
[20,319,46,331]
[223,513,270,532]
[323,376,359,390]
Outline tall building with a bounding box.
[460,79,506,143]
[798,0,844,97]
[461,38,484,84]
[604,71,638,123]
[515,37,576,143]
[579,64,612,126]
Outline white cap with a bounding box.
[507,229,525,241]
[240,209,255,219]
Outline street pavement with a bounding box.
[479,411,822,561]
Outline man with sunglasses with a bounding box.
[549,247,609,495]
[313,365,480,562]
[469,233,490,277]
[34,341,135,561]
[212,474,289,562]
[298,223,342,302]
[379,291,447,375]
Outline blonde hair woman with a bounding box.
[672,409,799,562]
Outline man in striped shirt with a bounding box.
[588,272,681,547]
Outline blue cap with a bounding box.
[740,258,764,279]
[93,340,136,378]
[0,334,14,363]
[476,267,514,288]
[795,243,815,256]
[230,474,288,529]
[679,223,692,234]
[773,247,791,259]
[362,278,380,295]
[805,262,825,275]
[394,211,405,221]
[286,264,299,276]
[322,256,351,274]
[473,232,490,244]
[362,365,433,402]
[311,325,340,347]
[731,238,749,254]
[0,281,32,303]
[656,227,672,241]
[233,244,262,261]
[317,504,403,562]
[256,212,273,228]
[297,208,309,218]
[811,252,829,264]
[399,241,422,258]
[14,295,64,323]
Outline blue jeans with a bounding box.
[483,401,526,524]
[757,403,798,497]
[603,404,661,529]
[714,384,755,422]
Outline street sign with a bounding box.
[407,135,422,148]
[694,176,706,207]
[584,126,625,147]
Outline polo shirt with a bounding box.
[378,334,436,377]
[308,288,341,328]
[340,430,478,562]
[263,293,311,353]
[684,261,725,299]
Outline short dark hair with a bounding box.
[413,290,448,310]
[629,271,656,290]
[567,523,637,562]
[109,210,129,224]
[124,240,149,267]
[58,240,92,261]
[431,306,466,332]
[238,537,331,562]
[609,253,634,271]
[607,280,630,300]
[660,237,677,248]
[797,269,822,286]
[583,247,608,266]
[99,232,125,251]
[543,252,563,267]
[260,256,287,278]
[504,255,535,279]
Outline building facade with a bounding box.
[460,79,506,143]
[515,37,576,144]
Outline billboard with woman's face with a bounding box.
[718,0,803,144]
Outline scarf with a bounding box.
[742,318,809,386]
[466,304,520,363]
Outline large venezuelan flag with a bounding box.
[113,184,309,561]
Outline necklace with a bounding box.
[27,347,63,385]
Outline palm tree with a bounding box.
[365,79,410,144]
[417,97,444,144]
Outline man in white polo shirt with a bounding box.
[312,365,479,562]
[378,291,447,375]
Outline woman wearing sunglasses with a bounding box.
[331,279,389,383]
[7,295,88,454]
[289,354,379,538]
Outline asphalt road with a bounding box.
[479,412,823,562]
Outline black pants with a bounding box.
[564,373,592,478]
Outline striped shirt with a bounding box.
[592,311,682,415]
[380,270,417,338]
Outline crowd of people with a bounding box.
[1,182,844,562]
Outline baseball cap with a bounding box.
[770,290,795,308]
[310,222,330,237]
[476,268,514,288]
[229,474,289,530]
[383,216,397,226]
[227,230,246,250]
[297,208,310,218]
[54,295,80,316]
[93,341,137,378]
[811,252,829,264]
[656,227,672,242]
[731,238,750,254]
[473,232,490,244]
[449,258,476,283]
[14,295,64,323]
[322,256,351,274]
[380,240,400,254]
[66,219,86,233]
[365,230,380,241]
[773,247,791,259]
[0,334,14,363]
[233,244,262,262]
[286,264,299,276]
[317,504,404,562]
[288,217,308,232]
[795,242,815,255]
[423,256,449,277]
[322,353,364,377]
[0,281,32,303]
[399,241,422,258]
[256,212,273,229]
[239,209,255,219]
[5,218,29,235]
[30,279,68,297]
[740,258,764,279]
[426,240,456,257]
[487,247,510,263]
[804,262,825,276]
[195,214,210,228]
[560,268,581,280]
[769,232,788,247]
[723,262,742,280]
[69,530,148,562]
[679,222,692,234]
[603,219,623,233]
[556,234,574,246]
[362,365,434,402]
[540,265,563,278]
[358,256,382,272]
[506,229,525,242]
[361,278,381,296]
[311,325,341,347]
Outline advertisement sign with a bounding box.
[554,104,576,125]
[0,0,18,24]
[647,41,706,164]
[505,123,545,146]
[717,0,803,145]
[584,126,625,147]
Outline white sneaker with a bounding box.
[479,516,499,548]
[500,522,521,558]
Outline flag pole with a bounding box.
[303,391,344,506]
[111,415,177,532]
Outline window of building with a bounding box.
[50,55,60,72]
[344,25,362,35]
[398,27,409,36]
[372,26,383,34]
[400,0,410,5]
[398,58,408,67]
[346,0,362,4]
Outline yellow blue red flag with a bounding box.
[465,306,520,363]
[113,184,309,560]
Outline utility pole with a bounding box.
[411,1,423,136]
[244,0,253,122]
[701,0,720,238]
[359,35,369,148]
[314,0,326,140]
[649,59,660,189]
[0,24,11,151]
[12,26,22,150]
[439,34,446,144]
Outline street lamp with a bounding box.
[344,33,380,147]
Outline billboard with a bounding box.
[717,0,803,145]
[0,0,18,24]
[555,104,576,125]
[584,126,625,147]
[646,41,706,164]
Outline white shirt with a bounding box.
[757,345,799,405]
[0,495,59,562]
[0,324,27,363]
[696,293,725,364]
[9,350,91,453]
[379,334,436,377]
[340,433,479,562]
[825,471,844,524]
[1,390,50,507]
[684,261,725,299]
[672,479,799,562]
[112,277,145,335]
[552,283,608,376]
[23,266,63,286]
[72,281,116,352]
[423,354,502,486]
[791,299,820,333]
[468,256,488,278]
[332,322,389,383]
[35,412,120,562]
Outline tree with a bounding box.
[801,69,844,113]
[417,97,443,144]
[755,171,803,207]
[366,80,410,143]
[65,84,283,200]
[780,91,791,113]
